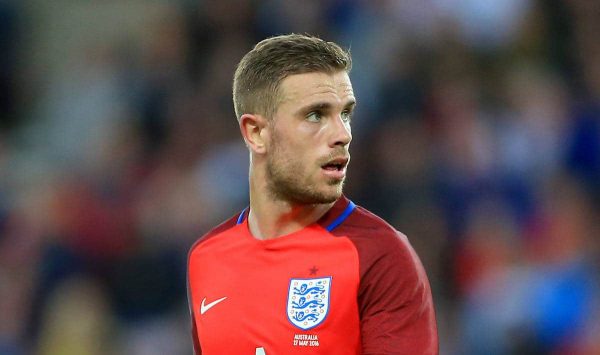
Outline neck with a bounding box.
[247,167,334,240]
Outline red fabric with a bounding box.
[333,202,439,354]
[187,197,438,354]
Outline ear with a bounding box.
[239,113,269,154]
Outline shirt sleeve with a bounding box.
[191,314,202,354]
[188,276,202,355]
[357,231,438,354]
[188,248,201,355]
[187,216,238,354]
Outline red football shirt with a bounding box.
[187,196,438,354]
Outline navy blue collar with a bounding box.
[236,199,356,232]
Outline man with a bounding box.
[187,34,438,354]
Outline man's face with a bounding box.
[265,71,355,204]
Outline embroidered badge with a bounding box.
[287,277,331,330]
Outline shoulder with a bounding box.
[188,213,239,257]
[341,205,439,353]
[335,204,411,257]
[333,203,425,281]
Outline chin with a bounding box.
[319,193,341,204]
[290,187,342,205]
[268,176,345,205]
[317,186,344,203]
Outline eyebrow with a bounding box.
[297,100,356,115]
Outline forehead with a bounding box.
[277,71,355,108]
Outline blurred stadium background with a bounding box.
[0,0,599,354]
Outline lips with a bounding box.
[321,156,349,180]
[321,157,349,171]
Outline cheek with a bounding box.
[271,128,319,170]
[276,145,314,176]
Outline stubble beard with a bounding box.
[265,139,345,205]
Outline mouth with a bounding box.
[321,157,349,172]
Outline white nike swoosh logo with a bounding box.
[200,296,227,315]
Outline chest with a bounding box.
[189,235,361,354]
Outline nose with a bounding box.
[330,115,352,147]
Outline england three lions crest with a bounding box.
[287,277,331,330]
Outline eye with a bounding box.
[306,111,322,123]
[341,110,352,122]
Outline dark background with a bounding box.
[0,1,599,354]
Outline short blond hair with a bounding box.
[233,33,352,120]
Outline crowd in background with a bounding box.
[0,1,599,354]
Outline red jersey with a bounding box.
[187,196,438,354]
